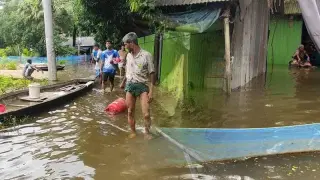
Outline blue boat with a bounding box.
[156,124,320,163]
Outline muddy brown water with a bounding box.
[1,65,320,179]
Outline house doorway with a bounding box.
[301,21,320,66]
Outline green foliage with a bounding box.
[22,48,37,57]
[4,46,19,56]
[0,75,48,95]
[6,61,17,70]
[78,0,131,46]
[0,0,76,56]
[0,49,6,57]
[0,59,17,70]
[58,60,67,65]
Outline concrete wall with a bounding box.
[231,0,270,89]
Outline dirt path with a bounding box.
[0,68,48,80]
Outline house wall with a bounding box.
[267,16,303,65]
[231,0,270,89]
[160,31,189,100]
[158,30,225,101]
[138,35,155,55]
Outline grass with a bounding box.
[0,59,17,70]
[0,75,48,95]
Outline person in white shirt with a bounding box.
[22,59,41,80]
[120,32,155,140]
[91,44,102,78]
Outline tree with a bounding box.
[77,0,131,47]
[0,0,76,56]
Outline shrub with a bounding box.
[22,48,37,57]
[0,49,7,57]
[6,62,17,70]
[58,60,67,65]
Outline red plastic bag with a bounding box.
[0,104,6,113]
[105,98,127,115]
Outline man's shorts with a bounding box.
[102,72,115,82]
[125,82,149,97]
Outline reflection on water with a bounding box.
[2,65,320,179]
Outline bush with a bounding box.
[0,75,48,94]
[6,62,17,70]
[58,60,67,65]
[22,48,37,57]
[5,46,19,56]
[0,49,7,57]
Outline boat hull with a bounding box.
[37,65,65,71]
[0,78,94,121]
[157,125,320,163]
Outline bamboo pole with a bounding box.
[42,0,57,81]
[223,7,231,95]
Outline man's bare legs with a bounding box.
[110,77,114,92]
[126,92,136,138]
[140,92,152,139]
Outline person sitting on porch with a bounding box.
[291,44,312,67]
[22,59,40,80]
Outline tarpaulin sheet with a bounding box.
[156,123,320,163]
[162,5,221,33]
[297,0,320,51]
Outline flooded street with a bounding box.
[2,65,320,179]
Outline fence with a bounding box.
[0,55,92,65]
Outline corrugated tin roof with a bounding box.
[155,0,230,7]
[284,0,301,15]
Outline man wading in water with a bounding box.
[100,40,119,92]
[120,32,155,139]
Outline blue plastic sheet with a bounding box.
[157,123,320,163]
[1,55,91,65]
[162,5,222,33]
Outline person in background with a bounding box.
[91,44,102,79]
[120,32,155,140]
[292,44,312,67]
[100,40,119,92]
[118,44,128,77]
[22,59,41,80]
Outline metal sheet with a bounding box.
[158,123,320,163]
[156,0,229,6]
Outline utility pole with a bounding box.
[42,0,57,81]
[222,6,231,95]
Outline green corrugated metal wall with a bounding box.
[138,31,225,100]
[267,16,303,65]
[160,31,190,99]
[160,31,225,99]
[138,35,155,55]
[188,31,225,90]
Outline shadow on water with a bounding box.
[2,64,320,179]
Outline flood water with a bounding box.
[1,65,320,179]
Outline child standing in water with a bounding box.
[92,44,102,79]
[118,44,128,77]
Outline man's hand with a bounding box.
[120,82,125,89]
[148,92,153,103]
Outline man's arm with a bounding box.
[147,53,155,102]
[294,51,301,62]
[100,53,104,72]
[120,77,126,89]
[149,72,155,94]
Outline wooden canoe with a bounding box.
[36,65,65,71]
[156,124,320,163]
[0,78,95,121]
